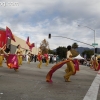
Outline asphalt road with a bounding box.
[0,61,99,100]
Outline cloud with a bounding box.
[0,0,100,49]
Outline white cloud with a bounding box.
[0,0,100,49]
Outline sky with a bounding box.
[0,0,100,49]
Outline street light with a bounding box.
[78,25,96,56]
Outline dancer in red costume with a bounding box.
[15,44,23,66]
[93,55,99,71]
[0,46,8,67]
[37,51,42,68]
[44,53,49,66]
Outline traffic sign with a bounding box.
[92,43,98,46]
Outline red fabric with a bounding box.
[37,54,42,61]
[7,54,19,69]
[44,54,48,60]
[46,60,70,82]
[6,26,16,42]
[0,30,7,48]
[26,36,35,50]
[73,59,79,71]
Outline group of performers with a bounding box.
[0,43,50,72]
[0,44,32,71]
[46,45,100,83]
[37,50,49,68]
[1,43,100,83]
[90,55,100,71]
[0,44,80,82]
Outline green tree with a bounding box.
[72,42,78,49]
[48,49,56,54]
[56,46,67,59]
[82,50,94,59]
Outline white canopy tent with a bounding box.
[73,54,84,60]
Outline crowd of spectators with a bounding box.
[24,53,60,64]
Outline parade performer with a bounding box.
[26,51,29,63]
[64,45,75,82]
[20,51,23,65]
[90,55,94,69]
[44,53,49,66]
[37,51,42,68]
[26,50,31,64]
[4,45,11,63]
[15,44,23,65]
[27,52,31,64]
[0,47,8,67]
[93,55,99,71]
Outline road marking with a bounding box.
[83,70,100,100]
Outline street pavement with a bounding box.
[0,61,99,100]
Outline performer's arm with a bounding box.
[15,49,18,54]
[0,47,8,56]
[2,44,6,50]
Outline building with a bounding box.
[11,35,39,55]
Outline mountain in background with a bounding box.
[76,47,100,54]
[52,47,100,54]
[76,47,90,54]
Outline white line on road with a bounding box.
[83,70,100,100]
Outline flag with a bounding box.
[6,26,16,42]
[26,36,35,50]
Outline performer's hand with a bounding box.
[6,54,9,56]
[1,54,4,56]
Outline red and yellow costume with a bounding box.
[93,57,99,71]
[90,55,100,71]
[15,48,22,66]
[64,51,75,82]
[20,51,23,65]
[0,54,4,67]
[44,53,49,66]
[37,51,42,68]
[0,47,8,67]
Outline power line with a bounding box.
[51,35,94,47]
